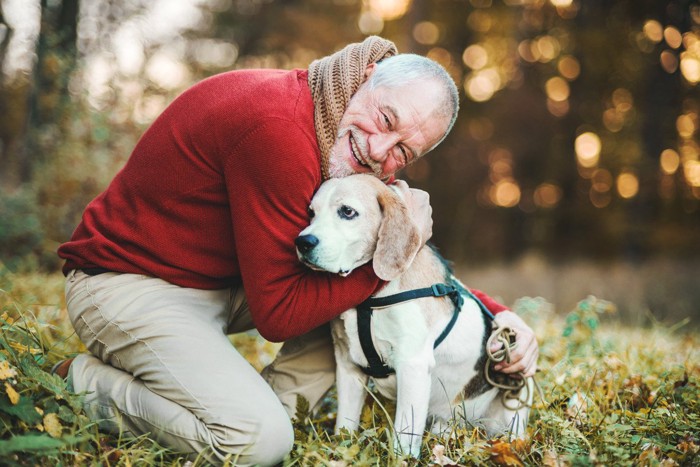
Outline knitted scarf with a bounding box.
[308,36,398,180]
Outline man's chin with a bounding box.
[328,157,355,179]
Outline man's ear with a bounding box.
[373,189,422,281]
[363,63,377,82]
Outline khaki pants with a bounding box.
[65,270,336,466]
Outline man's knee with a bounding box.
[211,407,294,466]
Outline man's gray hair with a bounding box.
[367,53,460,152]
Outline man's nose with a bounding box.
[367,133,399,162]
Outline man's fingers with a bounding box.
[494,331,536,373]
[520,341,539,377]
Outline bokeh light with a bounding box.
[612,88,633,112]
[685,160,700,187]
[592,169,613,193]
[664,26,683,49]
[462,44,489,70]
[557,55,581,80]
[680,52,700,84]
[545,76,570,102]
[677,113,697,138]
[368,0,411,20]
[660,50,679,73]
[643,20,663,43]
[617,172,639,199]
[464,68,501,102]
[358,10,384,34]
[490,179,521,207]
[550,0,573,7]
[145,52,191,90]
[467,10,492,32]
[533,183,562,208]
[575,132,602,168]
[413,21,440,45]
[660,149,681,174]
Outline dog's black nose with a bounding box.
[295,234,319,254]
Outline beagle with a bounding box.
[295,174,532,457]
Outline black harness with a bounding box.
[355,280,496,378]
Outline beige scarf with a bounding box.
[308,36,398,180]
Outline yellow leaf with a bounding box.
[43,413,63,438]
[4,382,19,405]
[9,342,41,355]
[0,360,18,380]
[35,406,44,416]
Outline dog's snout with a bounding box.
[295,234,319,254]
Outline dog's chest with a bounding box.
[336,300,432,372]
[333,295,492,406]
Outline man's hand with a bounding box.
[490,310,538,377]
[391,179,433,246]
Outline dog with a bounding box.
[295,174,533,458]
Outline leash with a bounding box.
[460,284,545,409]
[485,324,546,410]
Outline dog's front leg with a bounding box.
[394,360,432,458]
[334,352,368,433]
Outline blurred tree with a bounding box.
[0,0,698,270]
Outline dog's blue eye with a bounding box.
[338,205,358,220]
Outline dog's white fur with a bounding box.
[296,174,532,457]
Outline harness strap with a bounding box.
[356,283,464,378]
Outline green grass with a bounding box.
[0,269,698,466]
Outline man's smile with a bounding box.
[349,133,369,169]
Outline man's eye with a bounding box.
[399,145,408,161]
[338,205,358,220]
[308,207,315,219]
[383,113,391,128]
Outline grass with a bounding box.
[0,268,698,466]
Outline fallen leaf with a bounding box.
[489,440,524,467]
[0,361,18,380]
[43,413,63,438]
[9,342,41,355]
[542,448,568,467]
[431,444,459,466]
[4,382,19,405]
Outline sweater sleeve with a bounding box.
[471,288,508,314]
[224,118,381,342]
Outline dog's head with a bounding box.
[295,174,422,281]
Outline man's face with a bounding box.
[328,71,450,180]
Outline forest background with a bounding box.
[0,0,699,326]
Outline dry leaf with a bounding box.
[431,444,458,466]
[489,440,524,467]
[0,360,18,380]
[542,448,568,467]
[43,412,63,438]
[566,390,589,422]
[0,312,14,325]
[9,342,41,355]
[4,382,19,405]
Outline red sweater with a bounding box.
[58,69,506,341]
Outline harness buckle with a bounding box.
[431,283,449,296]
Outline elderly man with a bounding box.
[55,36,537,465]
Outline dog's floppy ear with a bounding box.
[373,189,422,281]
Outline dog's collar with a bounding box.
[356,282,494,379]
